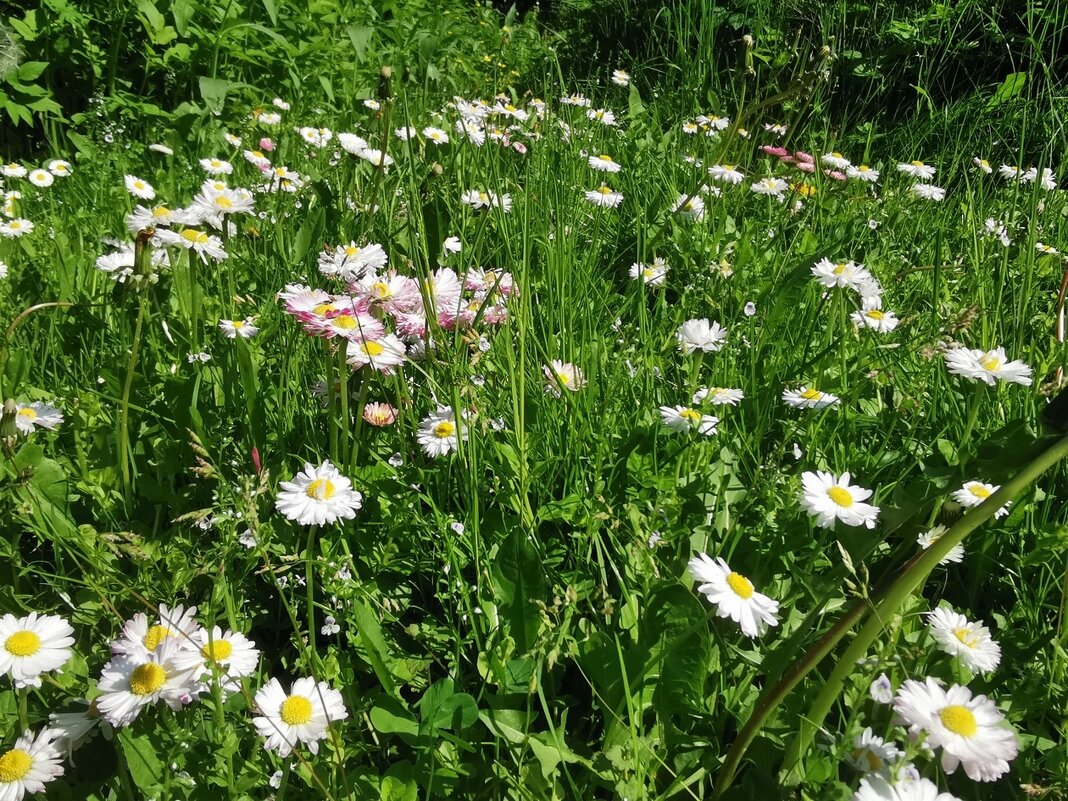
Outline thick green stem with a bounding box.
[712,433,1068,798]
[119,296,148,508]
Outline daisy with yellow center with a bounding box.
[111,603,202,661]
[850,298,899,333]
[95,639,202,727]
[276,460,362,526]
[659,405,719,435]
[252,676,348,757]
[951,480,1011,518]
[800,470,880,529]
[926,606,1001,674]
[584,184,623,207]
[588,153,622,173]
[543,360,586,396]
[893,677,1017,782]
[417,407,467,458]
[782,386,841,410]
[689,553,779,638]
[944,346,1032,386]
[345,333,407,374]
[171,626,260,692]
[0,729,64,798]
[847,727,901,774]
[0,612,74,689]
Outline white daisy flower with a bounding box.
[110,603,202,660]
[800,470,880,529]
[973,157,993,174]
[0,219,34,238]
[422,126,449,145]
[0,612,74,689]
[345,333,407,374]
[95,639,202,727]
[822,152,852,170]
[708,164,744,184]
[442,236,462,254]
[1,164,27,178]
[0,729,65,800]
[893,677,1018,782]
[851,298,899,333]
[171,626,260,688]
[13,402,63,435]
[276,461,362,526]
[252,676,348,757]
[848,727,902,773]
[750,177,788,198]
[811,257,876,293]
[911,183,946,201]
[671,193,706,220]
[123,175,155,200]
[659,406,719,435]
[847,164,880,182]
[28,169,54,188]
[629,258,668,285]
[852,773,962,801]
[998,164,1026,181]
[47,160,72,177]
[543,360,585,395]
[896,161,936,180]
[693,387,744,406]
[586,107,616,126]
[926,606,1001,674]
[917,525,964,564]
[588,153,622,173]
[951,480,1010,519]
[676,318,727,354]
[48,702,108,756]
[688,553,779,638]
[782,386,840,410]
[155,227,227,262]
[584,184,623,207]
[199,157,233,175]
[219,319,258,339]
[943,346,1032,386]
[611,69,630,86]
[358,148,394,167]
[417,407,467,457]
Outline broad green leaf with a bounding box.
[491,530,546,654]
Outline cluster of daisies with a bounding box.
[0,603,348,799]
[0,160,73,239]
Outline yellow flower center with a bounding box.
[0,749,33,782]
[312,303,335,316]
[10,221,21,229]
[968,484,992,499]
[556,371,571,384]
[723,164,735,171]
[800,388,823,400]
[827,486,854,507]
[866,310,885,320]
[597,186,612,195]
[305,479,336,500]
[938,705,978,737]
[4,630,41,657]
[331,315,358,330]
[726,572,754,599]
[345,246,360,258]
[280,695,314,725]
[832,152,843,158]
[134,181,145,189]
[833,262,848,275]
[478,192,488,202]
[232,320,245,329]
[152,206,171,218]
[433,421,456,439]
[16,407,37,421]
[979,354,1002,371]
[129,662,167,696]
[363,340,385,356]
[858,165,870,172]
[181,229,208,245]
[371,281,392,299]
[251,151,265,159]
[215,196,233,210]
[505,104,517,112]
[143,624,173,652]
[598,154,613,162]
[201,639,233,662]
[953,627,979,648]
[679,409,702,423]
[911,160,925,167]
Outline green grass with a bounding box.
[1,1,1068,800]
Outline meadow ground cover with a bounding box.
[1,0,1068,799]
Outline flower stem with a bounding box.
[119,295,148,509]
